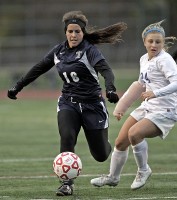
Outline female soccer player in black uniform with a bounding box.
[7,11,127,196]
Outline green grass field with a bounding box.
[0,98,177,200]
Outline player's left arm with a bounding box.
[94,59,119,103]
[87,46,118,103]
[153,58,177,98]
[113,81,145,120]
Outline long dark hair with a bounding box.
[62,11,127,45]
[84,23,127,44]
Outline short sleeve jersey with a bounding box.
[138,49,177,111]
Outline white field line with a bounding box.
[0,157,177,180]
[17,196,177,200]
[0,158,52,162]
[1,195,176,200]
[101,198,177,200]
[100,198,177,200]
[0,153,176,163]
[1,196,177,200]
[2,197,177,200]
[0,160,177,200]
[0,172,177,179]
[28,198,177,200]
[128,198,177,199]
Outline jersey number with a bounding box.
[63,72,79,83]
[140,72,150,83]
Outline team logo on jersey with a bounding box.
[75,51,82,59]
[54,53,60,64]
[147,65,154,72]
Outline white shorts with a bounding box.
[130,105,176,139]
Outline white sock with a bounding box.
[132,140,148,171]
[108,147,129,181]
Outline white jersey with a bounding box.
[138,50,177,120]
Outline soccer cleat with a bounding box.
[90,175,119,187]
[56,184,73,196]
[131,166,152,190]
[56,179,74,196]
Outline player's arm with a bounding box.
[113,81,145,120]
[7,50,55,100]
[94,59,119,103]
[153,58,177,98]
[153,80,177,97]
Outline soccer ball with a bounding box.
[53,152,82,180]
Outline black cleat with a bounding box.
[56,184,73,196]
[56,179,74,196]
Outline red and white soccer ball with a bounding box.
[53,152,82,180]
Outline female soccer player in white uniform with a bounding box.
[91,20,177,190]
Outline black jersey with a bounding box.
[55,40,106,99]
[19,39,116,100]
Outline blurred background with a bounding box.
[1,2,177,198]
[0,0,177,93]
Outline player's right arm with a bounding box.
[113,81,145,120]
[7,47,56,100]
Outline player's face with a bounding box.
[144,32,164,60]
[66,24,84,48]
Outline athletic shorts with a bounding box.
[130,105,176,139]
[57,95,109,130]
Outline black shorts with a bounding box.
[57,95,109,130]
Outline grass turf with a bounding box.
[0,99,177,199]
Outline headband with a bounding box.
[142,20,166,39]
[143,28,165,38]
[64,18,86,32]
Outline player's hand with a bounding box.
[7,86,19,100]
[141,91,155,101]
[106,91,119,103]
[113,111,124,121]
[7,79,24,100]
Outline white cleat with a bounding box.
[131,166,152,190]
[90,175,119,187]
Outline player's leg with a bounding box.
[90,115,137,187]
[128,118,161,190]
[129,118,161,172]
[81,99,111,162]
[109,116,137,181]
[57,109,81,152]
[56,109,81,196]
[130,112,176,190]
[84,128,112,162]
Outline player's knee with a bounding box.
[93,153,109,162]
[128,127,142,145]
[115,137,130,151]
[91,146,112,162]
